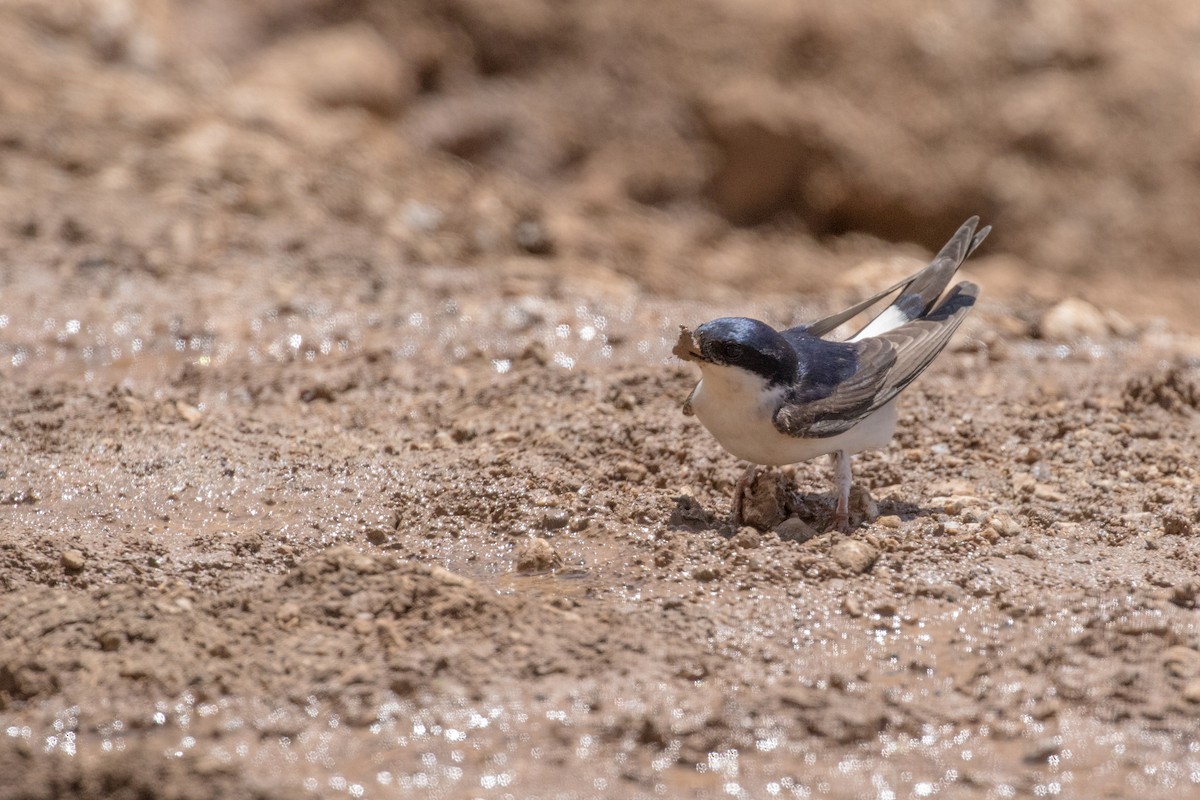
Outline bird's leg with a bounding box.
[832,450,852,533]
[731,464,759,527]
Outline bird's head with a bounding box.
[678,317,798,386]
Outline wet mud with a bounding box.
[3,2,1200,798]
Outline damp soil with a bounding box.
[3,2,1200,799]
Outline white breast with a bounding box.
[688,364,899,466]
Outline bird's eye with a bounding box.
[721,343,744,360]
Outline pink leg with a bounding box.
[832,450,852,533]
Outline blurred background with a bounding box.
[2,0,1199,328]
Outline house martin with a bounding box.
[674,217,989,532]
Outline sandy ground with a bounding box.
[2,2,1200,798]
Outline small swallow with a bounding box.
[674,217,989,532]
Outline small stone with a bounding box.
[515,537,561,573]
[514,220,554,255]
[989,514,1020,537]
[1033,484,1066,503]
[1164,515,1193,536]
[1183,680,1200,704]
[842,596,864,617]
[613,392,637,411]
[1162,646,1200,678]
[242,25,416,115]
[830,539,878,573]
[365,527,388,545]
[61,549,86,571]
[98,630,124,652]
[276,602,302,624]
[775,517,819,543]
[541,508,570,531]
[849,486,878,523]
[175,401,203,425]
[1039,298,1109,341]
[876,515,902,529]
[1023,737,1061,765]
[730,527,761,549]
[692,565,720,582]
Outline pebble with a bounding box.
[61,549,86,572]
[1162,645,1200,679]
[849,486,879,523]
[989,514,1020,537]
[1164,515,1193,536]
[830,539,878,573]
[515,537,562,573]
[876,515,902,529]
[98,630,124,652]
[541,508,570,530]
[1184,680,1200,704]
[775,517,818,543]
[245,26,416,116]
[1039,298,1109,341]
[1033,484,1066,503]
[364,527,389,545]
[730,527,761,549]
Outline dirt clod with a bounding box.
[830,539,879,574]
[515,537,562,573]
[60,550,86,572]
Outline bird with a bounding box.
[673,216,989,532]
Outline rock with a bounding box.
[515,537,561,573]
[240,25,416,116]
[541,508,570,530]
[849,486,879,524]
[1033,484,1066,503]
[1039,298,1109,341]
[739,469,792,531]
[989,514,1021,537]
[1164,514,1193,537]
[1162,646,1200,679]
[775,516,819,543]
[175,400,202,425]
[876,515,902,529]
[514,220,554,255]
[1183,680,1200,704]
[692,565,720,582]
[365,527,389,545]
[730,527,761,549]
[830,539,878,573]
[61,549,86,572]
[98,630,124,652]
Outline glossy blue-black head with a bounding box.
[693,317,798,385]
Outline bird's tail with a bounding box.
[847,217,989,342]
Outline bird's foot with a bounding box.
[831,510,851,534]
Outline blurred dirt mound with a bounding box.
[4,0,1200,322]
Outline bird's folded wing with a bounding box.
[773,282,978,438]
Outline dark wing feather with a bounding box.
[797,217,989,340]
[773,282,979,438]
